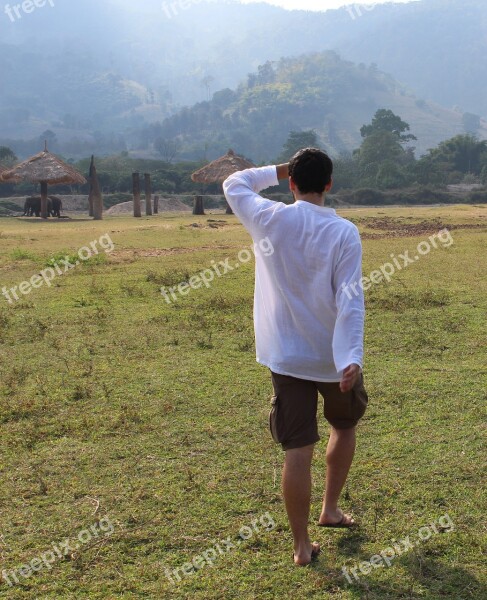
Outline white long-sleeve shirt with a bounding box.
[223,166,365,382]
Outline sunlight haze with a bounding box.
[239,0,418,12]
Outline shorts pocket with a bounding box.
[351,374,368,421]
[269,395,284,444]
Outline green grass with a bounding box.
[0,206,485,599]
[9,248,37,262]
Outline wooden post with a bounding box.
[88,155,95,217]
[193,195,205,215]
[144,173,152,216]
[133,172,142,218]
[40,181,49,219]
[154,195,159,214]
[225,201,233,215]
[92,161,103,220]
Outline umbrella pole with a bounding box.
[40,182,49,219]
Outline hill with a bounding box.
[0,0,486,158]
[149,52,487,162]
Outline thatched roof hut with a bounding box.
[1,146,86,218]
[191,149,255,214]
[0,165,9,180]
[1,148,86,186]
[191,149,255,184]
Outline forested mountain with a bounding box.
[140,52,487,162]
[0,0,486,158]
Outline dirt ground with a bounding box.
[352,216,487,239]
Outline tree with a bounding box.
[39,130,58,150]
[247,73,257,88]
[413,155,457,186]
[376,160,407,189]
[154,138,180,163]
[213,88,237,108]
[277,130,319,162]
[201,76,215,102]
[256,62,276,86]
[422,134,487,175]
[0,146,17,166]
[358,130,405,181]
[360,109,417,144]
[332,153,361,190]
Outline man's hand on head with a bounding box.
[340,364,361,393]
[276,163,290,181]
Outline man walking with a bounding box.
[224,148,368,566]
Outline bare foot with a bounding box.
[293,542,321,566]
[318,508,355,527]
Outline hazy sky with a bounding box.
[240,0,417,11]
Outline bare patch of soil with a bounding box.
[358,217,487,239]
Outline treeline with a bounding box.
[333,110,487,191]
[272,111,487,199]
[1,109,486,204]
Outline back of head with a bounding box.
[288,148,333,195]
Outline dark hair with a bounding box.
[288,148,333,194]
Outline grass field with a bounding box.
[0,205,486,599]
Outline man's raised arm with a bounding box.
[276,163,290,181]
[223,164,288,233]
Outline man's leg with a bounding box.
[319,426,356,525]
[282,443,320,565]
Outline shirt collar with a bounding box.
[294,200,336,215]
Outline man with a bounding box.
[223,148,368,566]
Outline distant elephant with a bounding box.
[22,198,33,216]
[23,197,52,217]
[49,196,63,218]
[23,196,62,217]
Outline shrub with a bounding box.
[10,248,37,261]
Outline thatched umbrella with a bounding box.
[1,144,86,218]
[0,165,17,182]
[191,149,255,214]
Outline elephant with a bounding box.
[23,196,62,218]
[49,196,63,218]
[23,197,50,217]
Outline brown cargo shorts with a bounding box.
[269,371,368,451]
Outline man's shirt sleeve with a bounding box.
[223,166,279,234]
[332,229,365,373]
